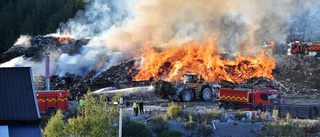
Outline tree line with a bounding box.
[0,0,85,54]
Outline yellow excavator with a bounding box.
[152,73,220,102]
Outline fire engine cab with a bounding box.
[36,90,70,115]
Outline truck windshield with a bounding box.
[267,93,279,100]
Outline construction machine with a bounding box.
[152,73,220,102]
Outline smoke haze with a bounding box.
[1,0,319,76]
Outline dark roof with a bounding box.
[0,67,40,122]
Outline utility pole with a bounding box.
[119,97,123,137]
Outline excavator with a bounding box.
[151,73,220,102]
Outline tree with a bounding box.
[43,93,123,136]
[43,110,67,137]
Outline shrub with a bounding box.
[123,121,152,137]
[43,110,66,137]
[233,122,238,125]
[167,105,182,119]
[183,122,197,131]
[201,110,221,125]
[161,130,182,137]
[298,120,320,134]
[183,116,196,131]
[257,120,320,136]
[234,112,247,120]
[198,125,213,136]
[148,114,169,135]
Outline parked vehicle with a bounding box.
[217,88,280,113]
[289,41,320,56]
[36,90,70,115]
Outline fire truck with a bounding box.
[218,88,280,113]
[36,90,70,115]
[289,42,320,56]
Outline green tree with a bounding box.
[44,93,123,136]
[43,110,67,137]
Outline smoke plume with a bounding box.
[1,0,320,76]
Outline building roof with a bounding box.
[0,67,40,123]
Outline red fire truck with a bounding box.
[218,88,280,113]
[290,42,320,56]
[36,90,70,115]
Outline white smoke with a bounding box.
[13,35,32,47]
[2,0,320,77]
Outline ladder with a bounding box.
[195,88,200,99]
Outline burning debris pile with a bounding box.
[33,59,152,100]
[1,34,320,101]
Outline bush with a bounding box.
[148,114,169,135]
[257,120,320,136]
[198,125,213,136]
[123,121,152,137]
[200,110,221,125]
[161,130,182,137]
[183,121,197,131]
[167,106,182,119]
[43,110,66,137]
[298,120,320,134]
[235,112,247,120]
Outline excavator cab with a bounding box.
[184,73,198,84]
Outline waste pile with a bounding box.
[0,35,89,63]
[34,59,152,100]
[1,35,320,100]
[272,54,320,98]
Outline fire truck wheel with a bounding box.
[227,104,235,110]
[219,103,227,110]
[47,107,56,116]
[181,90,193,102]
[201,87,212,101]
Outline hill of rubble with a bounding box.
[1,36,320,100]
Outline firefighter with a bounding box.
[139,99,144,115]
[79,97,84,106]
[133,101,136,115]
[281,98,285,104]
[79,97,85,117]
[134,101,140,116]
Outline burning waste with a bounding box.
[1,0,320,101]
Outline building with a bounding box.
[0,67,42,137]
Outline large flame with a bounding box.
[54,29,72,43]
[133,37,275,84]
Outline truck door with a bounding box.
[255,93,270,106]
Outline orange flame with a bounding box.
[95,61,103,73]
[133,37,275,84]
[54,29,72,43]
